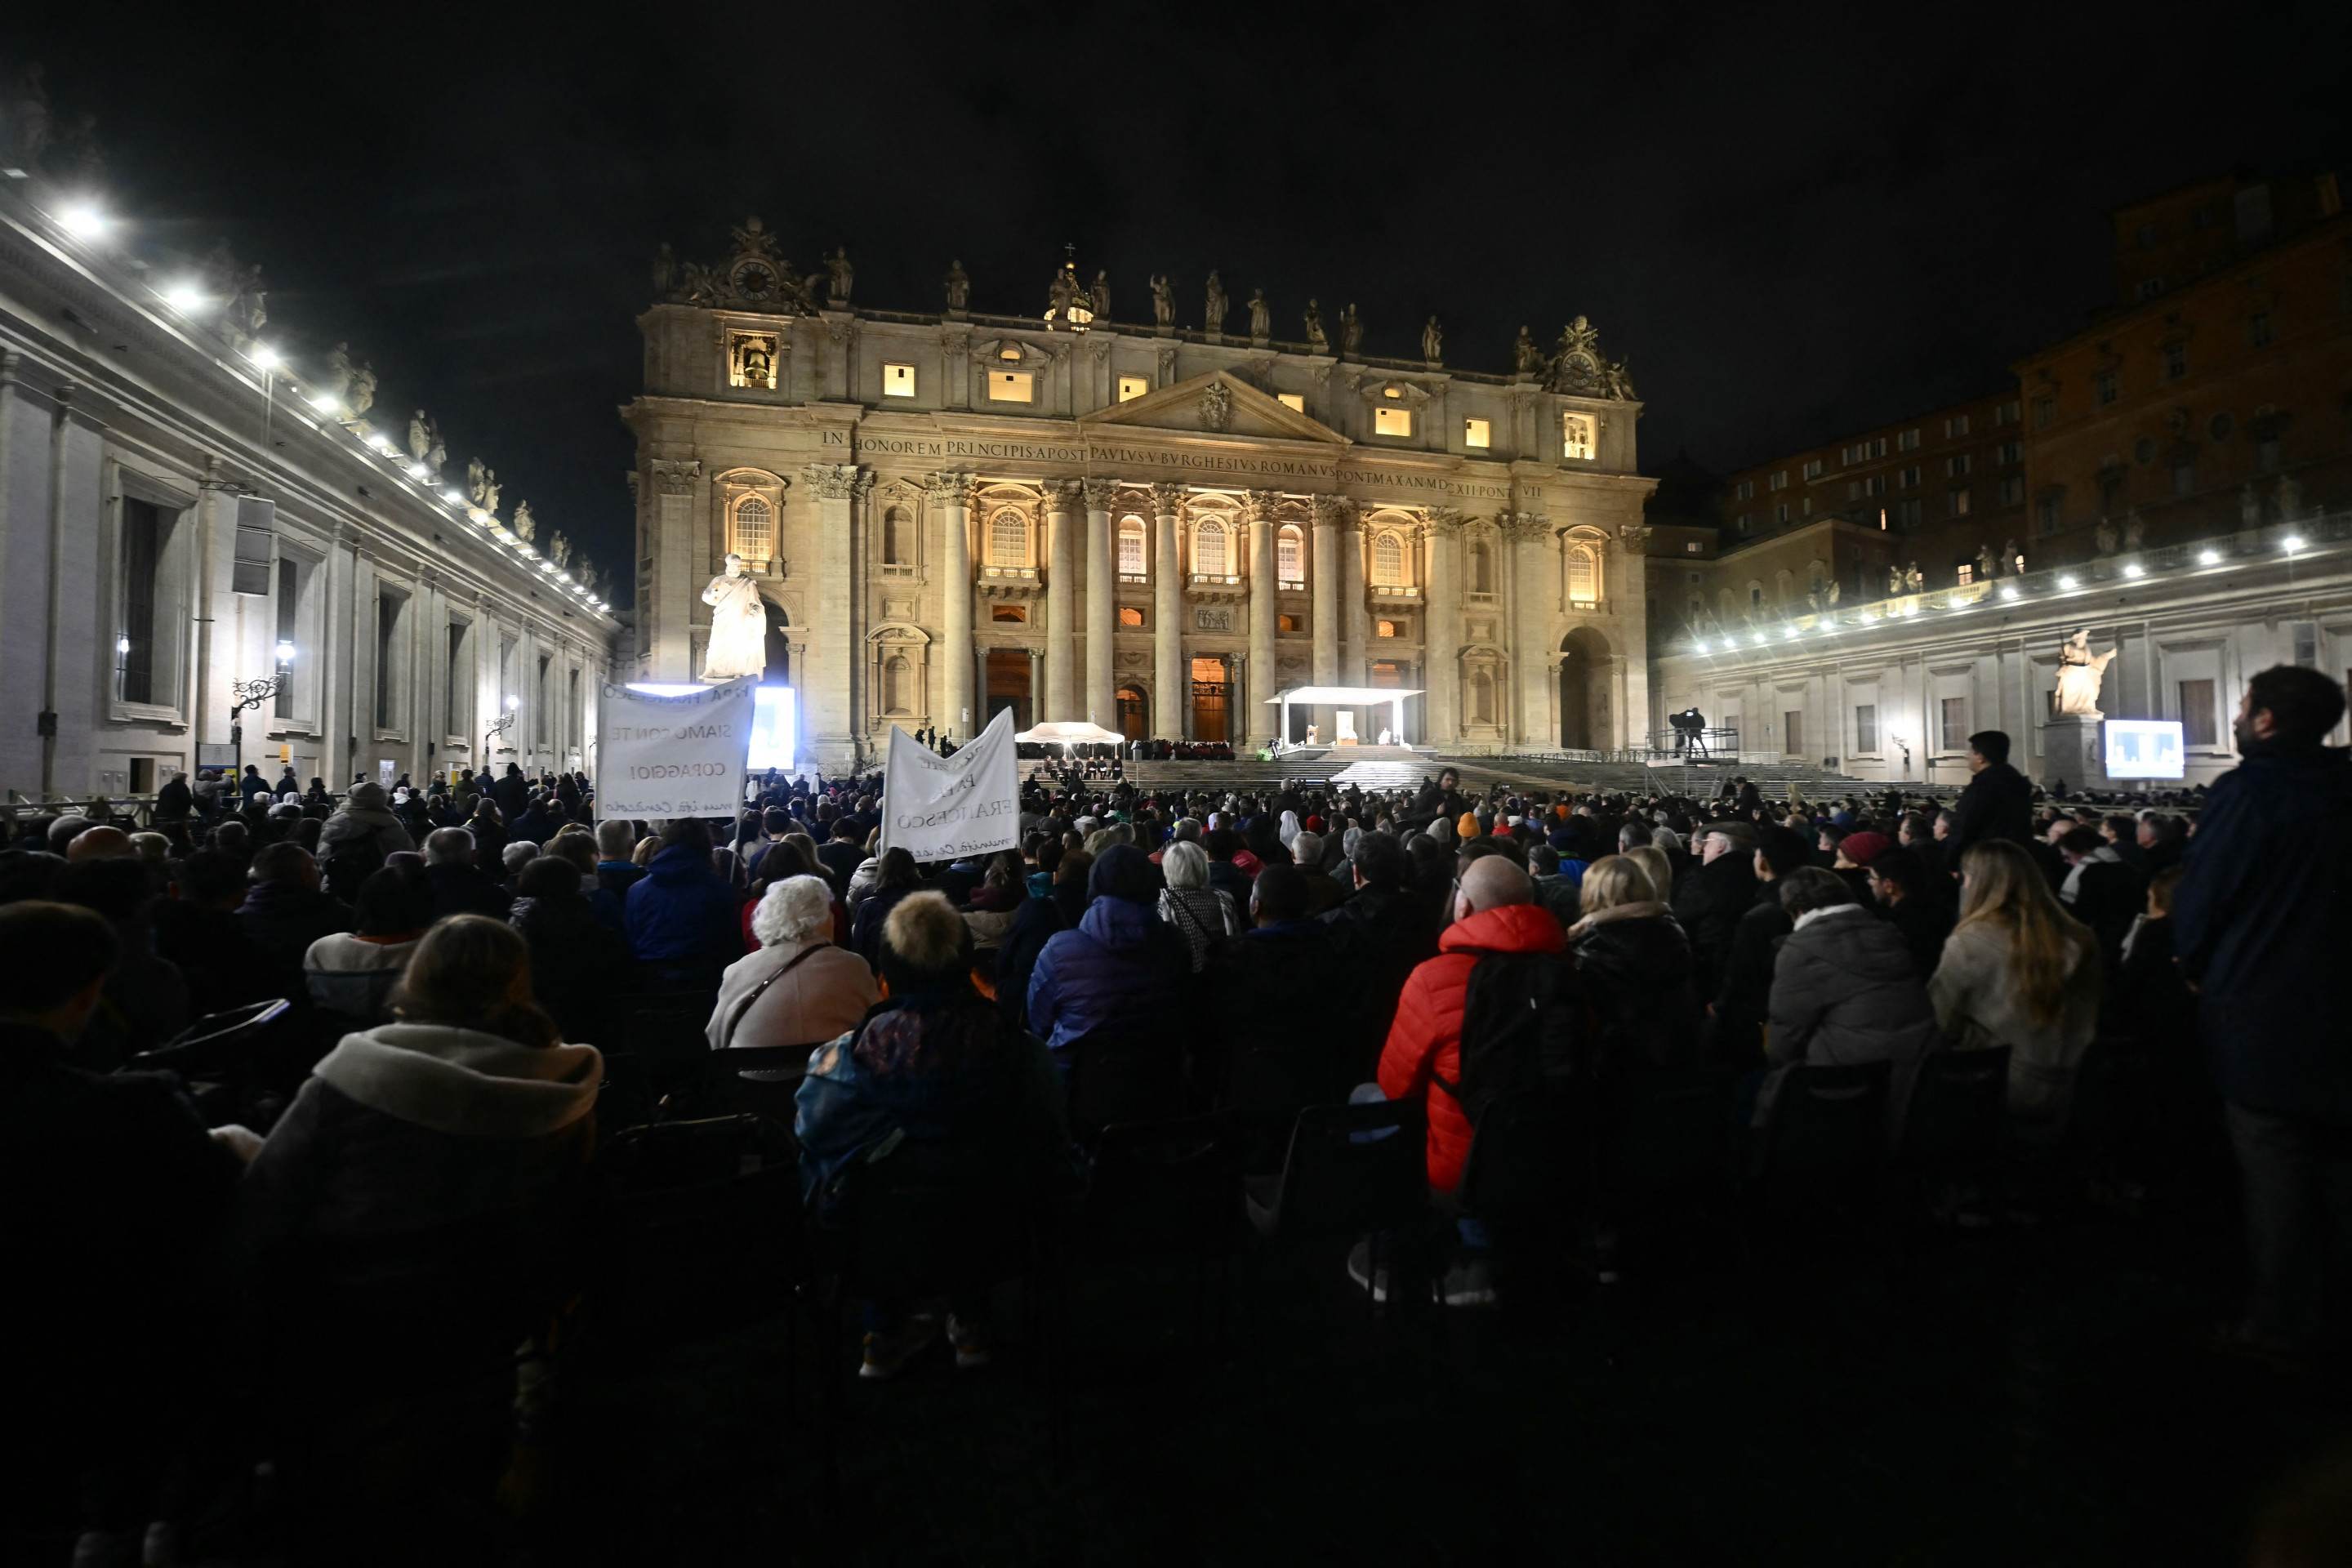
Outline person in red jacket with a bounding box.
[1377,855,1566,1194]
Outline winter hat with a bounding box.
[1839,831,1893,866]
[1703,820,1757,852]
[1455,811,1481,840]
[1087,843,1157,906]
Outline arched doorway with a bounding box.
[1116,684,1148,744]
[761,601,791,684]
[1558,627,1613,750]
[1189,656,1229,744]
[985,647,1031,731]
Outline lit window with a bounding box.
[989,371,1033,403]
[1374,406,1413,438]
[991,604,1027,623]
[1118,605,1144,627]
[997,346,1022,363]
[1276,525,1303,585]
[1277,612,1300,632]
[1950,488,1971,518]
[729,333,778,390]
[1118,375,1149,402]
[880,506,911,566]
[1463,416,1490,449]
[1383,384,1403,399]
[1371,531,1405,586]
[730,495,774,563]
[1277,392,1305,412]
[1195,521,1228,576]
[1562,412,1596,461]
[1375,619,1396,638]
[1117,517,1146,577]
[882,363,915,398]
[1566,545,1598,604]
[988,510,1027,566]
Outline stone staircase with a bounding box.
[1086,747,1870,800]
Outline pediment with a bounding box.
[1079,370,1348,445]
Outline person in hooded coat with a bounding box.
[625,816,744,988]
[1762,868,1941,1133]
[316,780,415,901]
[1024,844,1187,1062]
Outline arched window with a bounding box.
[880,506,909,564]
[1371,530,1405,586]
[1276,524,1303,586]
[730,496,774,563]
[884,654,911,714]
[1566,545,1599,604]
[988,510,1027,567]
[1118,605,1144,627]
[1195,520,1228,576]
[1117,517,1147,577]
[1468,539,1493,595]
[1471,669,1495,724]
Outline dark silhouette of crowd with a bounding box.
[4,666,2347,1561]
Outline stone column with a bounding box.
[1503,512,1552,748]
[1245,490,1279,750]
[1309,495,1343,743]
[803,463,866,768]
[1151,482,1184,739]
[1423,507,1463,744]
[1338,504,1367,685]
[648,459,701,681]
[1081,477,1118,728]
[1044,479,1079,721]
[931,471,977,739]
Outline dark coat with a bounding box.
[1881,895,1954,980]
[625,844,743,972]
[1949,760,2034,854]
[234,880,353,988]
[2172,741,2352,1122]
[490,770,530,819]
[1765,906,1940,1070]
[1670,850,1758,996]
[1026,895,1189,1056]
[849,883,918,970]
[511,893,637,1043]
[425,861,514,922]
[1708,884,1790,1067]
[1320,882,1441,1059]
[1572,908,1704,1073]
[1205,918,1357,1111]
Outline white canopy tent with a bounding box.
[1014,719,1128,747]
[1263,684,1423,748]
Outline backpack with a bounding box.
[1430,951,1584,1127]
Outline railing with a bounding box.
[1650,727,1740,760]
[1679,511,2350,661]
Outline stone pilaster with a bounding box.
[1151,481,1185,740]
[1245,490,1279,749]
[1423,507,1464,744]
[803,462,866,768]
[930,471,978,738]
[1500,510,1552,747]
[1045,479,1079,721]
[1309,494,1343,741]
[1338,502,1367,687]
[1081,476,1118,728]
[648,458,702,681]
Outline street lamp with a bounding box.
[484,693,521,762]
[228,640,298,776]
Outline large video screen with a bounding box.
[746,685,796,771]
[2104,719,2184,780]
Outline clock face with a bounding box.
[732,261,778,301]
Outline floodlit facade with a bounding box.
[624,221,1657,769]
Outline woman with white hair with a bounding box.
[707,874,880,1052]
[1156,839,1241,971]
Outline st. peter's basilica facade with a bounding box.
[624,220,1656,771]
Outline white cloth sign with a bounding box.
[597,679,755,819]
[880,706,1019,862]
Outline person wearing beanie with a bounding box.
[1832,830,1891,902]
[1455,811,1481,841]
[1024,843,1187,1060]
[795,891,1069,1380]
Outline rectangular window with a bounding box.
[2257,437,2281,473]
[1802,457,1824,480]
[1463,416,1490,449]
[2178,679,2217,747]
[2172,461,2195,497]
[445,622,467,735]
[1735,479,1753,501]
[1118,375,1149,402]
[881,362,915,398]
[1998,475,2025,506]
[1895,497,1923,529]
[2033,395,2056,430]
[1276,392,1305,412]
[1775,502,1789,524]
[1771,470,1788,490]
[1898,428,1920,452]
[1864,474,1887,497]
[987,371,1033,403]
[2094,370,2118,405]
[1374,406,1413,438]
[1944,414,1971,438]
[2037,492,2062,533]
[535,654,550,744]
[119,498,163,706]
[2247,311,2273,348]
[2163,341,2188,381]
[1898,465,1920,488]
[1997,439,2023,466]
[274,557,299,718]
[2289,622,2318,667]
[1736,513,1753,534]
[1855,704,1878,754]
[2136,277,2166,301]
[1949,453,1973,476]
[1940,697,1968,752]
[1784,710,1802,755]
[1995,399,2020,425]
[1950,486,1971,518]
[1561,412,1597,461]
[1802,497,1813,517]
[373,590,403,729]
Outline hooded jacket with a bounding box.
[241,1022,600,1253]
[1024,849,1188,1054]
[1766,903,1941,1070]
[625,842,743,969]
[319,782,415,866]
[2169,740,2352,1122]
[1378,902,1566,1192]
[1569,901,1704,1072]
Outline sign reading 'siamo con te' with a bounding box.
[598,679,755,819]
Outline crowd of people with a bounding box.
[4,666,2346,1557]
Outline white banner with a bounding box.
[597,679,755,819]
[880,706,1019,862]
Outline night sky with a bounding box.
[10,5,2345,600]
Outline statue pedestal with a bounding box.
[2040,712,2108,791]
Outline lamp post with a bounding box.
[229,639,297,777]
[484,693,521,765]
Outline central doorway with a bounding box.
[984,647,1031,732]
[1188,655,1229,744]
[1558,628,1612,750]
[1116,684,1148,744]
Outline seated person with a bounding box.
[304,863,434,1024]
[709,875,878,1053]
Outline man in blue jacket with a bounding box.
[1025,844,1183,1062]
[2174,666,2352,1361]
[625,816,741,988]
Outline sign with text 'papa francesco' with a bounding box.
[597,679,755,820]
[880,706,1019,862]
